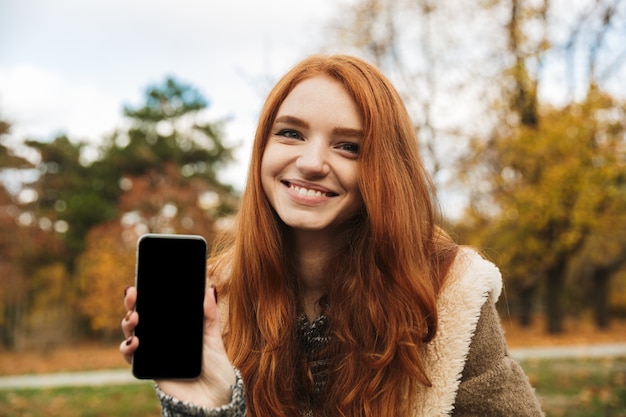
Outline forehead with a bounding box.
[275,76,362,129]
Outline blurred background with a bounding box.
[1,0,626,415]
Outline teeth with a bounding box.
[293,185,323,197]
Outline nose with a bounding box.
[295,139,330,178]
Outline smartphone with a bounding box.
[132,233,207,380]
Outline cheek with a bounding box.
[260,142,291,182]
[347,166,361,195]
[342,168,363,211]
[260,143,277,173]
[260,149,279,199]
[260,157,272,194]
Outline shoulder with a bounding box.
[434,246,503,373]
[454,301,544,416]
[443,246,502,303]
[435,247,504,371]
[414,247,504,415]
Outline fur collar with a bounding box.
[413,247,503,416]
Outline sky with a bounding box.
[0,0,342,190]
[2,0,623,221]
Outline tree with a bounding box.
[74,77,238,338]
[460,0,626,333]
[23,76,237,266]
[572,228,626,329]
[461,90,626,332]
[76,163,229,335]
[0,118,56,349]
[22,262,73,350]
[9,77,238,343]
[0,187,68,349]
[76,222,134,338]
[24,135,118,265]
[104,77,236,188]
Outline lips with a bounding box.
[281,180,338,197]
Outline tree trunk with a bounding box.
[518,284,535,327]
[2,301,23,350]
[545,261,566,334]
[593,267,611,329]
[0,304,11,348]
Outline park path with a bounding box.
[1,343,626,390]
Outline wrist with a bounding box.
[156,371,234,409]
[155,368,245,415]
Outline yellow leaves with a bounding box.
[459,91,626,296]
[17,263,73,350]
[578,386,615,406]
[29,263,69,311]
[76,223,135,333]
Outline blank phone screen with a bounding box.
[132,234,207,380]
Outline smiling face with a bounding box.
[261,76,364,237]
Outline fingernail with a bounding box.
[125,336,133,346]
[124,285,131,297]
[210,284,218,304]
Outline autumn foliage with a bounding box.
[76,222,135,335]
[0,77,237,349]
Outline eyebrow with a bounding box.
[274,115,309,129]
[274,115,364,139]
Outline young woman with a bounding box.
[121,54,544,416]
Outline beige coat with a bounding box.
[419,247,544,416]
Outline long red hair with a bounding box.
[211,55,458,416]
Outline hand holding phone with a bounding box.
[132,233,207,380]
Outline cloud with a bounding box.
[0,64,123,143]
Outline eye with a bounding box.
[337,142,360,155]
[275,129,303,140]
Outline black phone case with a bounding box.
[132,233,207,380]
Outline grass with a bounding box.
[0,357,625,416]
[520,356,626,417]
[0,383,160,417]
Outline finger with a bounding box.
[121,310,138,338]
[204,285,223,342]
[119,335,139,365]
[124,286,137,311]
[199,285,236,391]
